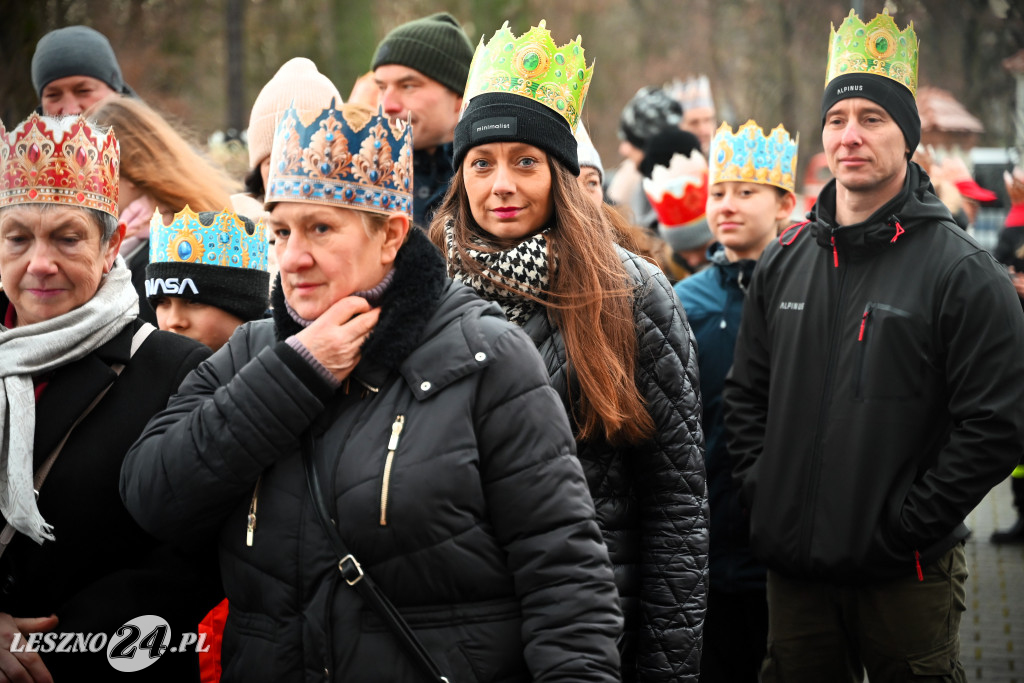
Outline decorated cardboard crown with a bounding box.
[825,9,919,95]
[462,20,593,132]
[266,100,413,218]
[709,120,798,194]
[642,150,709,228]
[150,206,268,271]
[0,113,119,217]
[670,75,714,112]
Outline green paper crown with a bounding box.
[462,20,594,131]
[825,9,919,95]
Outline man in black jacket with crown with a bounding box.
[723,10,1024,682]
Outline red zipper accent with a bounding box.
[858,310,868,341]
[914,550,923,581]
[831,236,838,268]
[778,220,810,246]
[890,218,905,243]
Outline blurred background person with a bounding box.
[434,21,708,682]
[31,25,136,116]
[87,96,238,324]
[670,75,717,156]
[675,119,798,683]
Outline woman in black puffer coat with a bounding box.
[430,22,708,683]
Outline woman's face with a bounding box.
[463,142,554,241]
[269,203,405,320]
[706,182,793,261]
[0,205,121,326]
[578,167,604,209]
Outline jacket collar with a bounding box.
[708,242,757,290]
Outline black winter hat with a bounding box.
[821,73,920,154]
[31,25,136,98]
[618,86,682,150]
[454,93,580,175]
[371,13,474,96]
[639,128,702,178]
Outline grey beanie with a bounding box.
[31,26,135,98]
[371,13,474,95]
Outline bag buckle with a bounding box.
[339,554,363,586]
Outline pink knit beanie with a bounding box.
[247,58,342,169]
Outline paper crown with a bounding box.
[825,9,919,95]
[266,100,413,218]
[462,20,593,132]
[642,151,709,227]
[150,206,269,272]
[670,75,714,112]
[710,120,798,194]
[0,113,119,217]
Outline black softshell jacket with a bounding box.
[724,163,1024,583]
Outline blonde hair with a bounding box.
[86,96,237,213]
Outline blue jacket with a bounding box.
[675,244,765,593]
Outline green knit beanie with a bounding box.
[371,13,474,95]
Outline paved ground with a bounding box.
[962,478,1024,682]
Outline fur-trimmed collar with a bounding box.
[271,228,449,371]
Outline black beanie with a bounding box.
[639,128,702,178]
[821,73,920,153]
[618,86,682,150]
[371,13,474,95]
[454,93,580,175]
[145,212,269,322]
[31,25,136,98]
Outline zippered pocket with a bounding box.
[379,415,405,526]
[854,302,919,400]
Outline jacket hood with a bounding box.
[810,162,955,255]
[707,242,757,290]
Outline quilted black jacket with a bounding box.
[521,247,709,683]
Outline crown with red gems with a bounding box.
[642,150,709,227]
[0,113,119,217]
[266,100,413,219]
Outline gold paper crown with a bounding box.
[462,20,594,131]
[709,120,798,194]
[0,113,119,217]
[825,9,919,95]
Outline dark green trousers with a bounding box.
[762,544,967,682]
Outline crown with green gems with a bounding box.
[710,120,798,194]
[150,206,268,271]
[825,9,919,95]
[461,20,594,131]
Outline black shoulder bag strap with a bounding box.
[302,437,449,683]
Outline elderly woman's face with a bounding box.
[0,205,120,326]
[269,203,404,321]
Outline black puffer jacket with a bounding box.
[724,163,1024,584]
[521,247,708,683]
[121,231,623,683]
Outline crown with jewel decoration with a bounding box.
[709,120,798,194]
[642,150,709,228]
[266,100,413,218]
[825,9,919,95]
[150,206,268,271]
[0,113,119,217]
[462,20,593,132]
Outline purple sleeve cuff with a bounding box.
[285,335,342,389]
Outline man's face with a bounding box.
[40,76,117,116]
[373,65,462,152]
[681,106,716,155]
[823,97,908,201]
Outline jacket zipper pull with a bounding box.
[380,416,405,526]
[831,235,839,268]
[858,309,869,341]
[914,550,924,581]
[890,216,905,243]
[246,476,262,547]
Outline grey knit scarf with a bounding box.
[0,256,138,544]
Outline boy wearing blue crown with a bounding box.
[723,11,1024,682]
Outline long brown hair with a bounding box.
[86,96,236,213]
[430,159,656,445]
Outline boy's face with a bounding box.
[153,297,245,351]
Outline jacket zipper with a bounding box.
[246,475,262,546]
[379,415,405,526]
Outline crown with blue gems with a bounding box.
[825,9,919,95]
[150,206,269,271]
[709,120,798,194]
[461,20,593,132]
[265,100,413,218]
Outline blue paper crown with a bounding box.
[150,206,269,271]
[266,100,413,218]
[709,120,798,194]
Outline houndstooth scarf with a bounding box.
[444,222,550,326]
[0,256,138,544]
